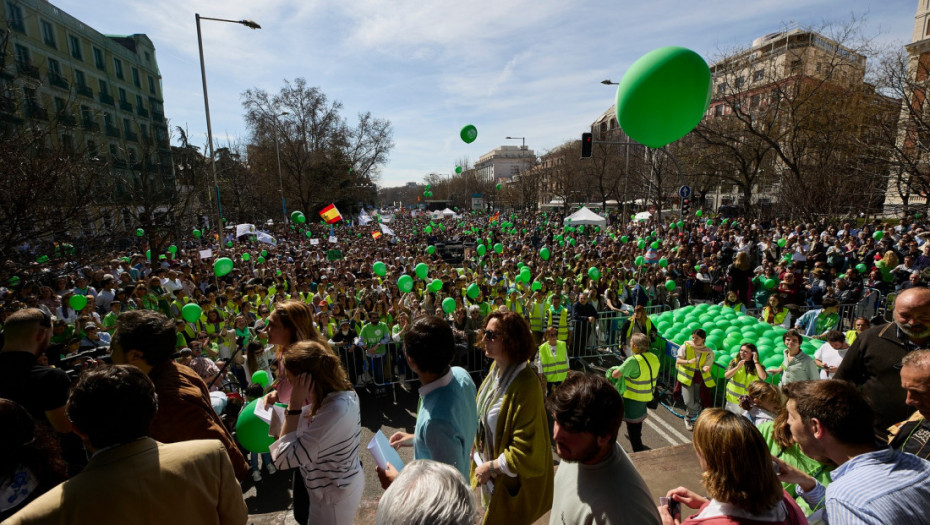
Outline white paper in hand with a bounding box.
[367,430,404,472]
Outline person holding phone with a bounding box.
[658,409,806,525]
[269,340,362,525]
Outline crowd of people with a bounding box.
[1,207,930,524]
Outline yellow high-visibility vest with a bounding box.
[624,352,659,402]
[538,340,569,383]
[676,343,716,388]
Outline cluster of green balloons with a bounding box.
[651,304,821,380]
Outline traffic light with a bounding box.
[581,132,592,158]
[681,197,690,215]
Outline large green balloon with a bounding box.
[373,261,387,276]
[397,274,414,293]
[427,245,436,255]
[428,279,443,292]
[665,280,676,291]
[615,46,711,148]
[855,263,867,274]
[460,124,478,144]
[236,399,275,453]
[494,243,503,254]
[873,230,884,240]
[214,257,234,277]
[251,370,270,389]
[181,303,203,323]
[442,297,456,314]
[476,244,487,256]
[415,263,429,280]
[588,267,601,280]
[540,247,551,261]
[69,294,88,311]
[466,283,480,299]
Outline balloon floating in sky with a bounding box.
[460,124,478,143]
[455,166,463,174]
[615,46,712,148]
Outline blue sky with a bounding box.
[57,0,916,187]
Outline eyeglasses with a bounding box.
[483,330,498,341]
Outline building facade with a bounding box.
[474,144,535,182]
[1,0,172,232]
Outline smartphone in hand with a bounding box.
[659,497,681,521]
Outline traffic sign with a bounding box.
[678,185,691,198]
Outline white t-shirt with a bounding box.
[813,342,848,379]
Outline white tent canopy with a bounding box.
[441,208,459,218]
[563,206,607,227]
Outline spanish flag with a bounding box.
[489,211,500,223]
[320,204,342,224]
[371,231,382,240]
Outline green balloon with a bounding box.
[373,261,386,276]
[467,283,480,299]
[397,274,414,293]
[257,256,265,264]
[236,399,275,453]
[540,247,551,260]
[659,258,668,267]
[777,238,787,248]
[476,244,487,256]
[455,166,463,174]
[620,235,628,243]
[168,245,178,254]
[213,257,234,277]
[637,239,646,250]
[677,221,684,229]
[588,267,601,280]
[415,263,429,279]
[460,124,478,144]
[856,263,867,274]
[532,280,542,291]
[615,46,711,148]
[181,303,202,323]
[69,294,88,311]
[442,297,456,314]
[241,253,250,262]
[696,210,703,217]
[261,250,268,258]
[251,370,270,389]
[427,245,436,255]
[651,241,660,249]
[135,228,144,237]
[226,241,233,248]
[192,229,202,238]
[635,255,645,266]
[665,280,677,291]
[873,230,884,240]
[494,243,503,254]
[306,231,312,238]
[429,279,443,292]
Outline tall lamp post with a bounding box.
[600,80,633,218]
[195,13,260,236]
[270,111,289,226]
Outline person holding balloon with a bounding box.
[268,339,363,525]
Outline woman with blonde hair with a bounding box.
[262,300,329,525]
[658,408,807,524]
[270,340,362,525]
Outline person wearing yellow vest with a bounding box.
[761,294,789,328]
[607,333,659,451]
[546,295,570,345]
[619,305,656,358]
[676,329,716,431]
[720,291,746,314]
[846,317,870,346]
[723,343,768,416]
[527,291,548,345]
[537,327,569,395]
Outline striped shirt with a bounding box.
[796,448,930,524]
[270,390,363,501]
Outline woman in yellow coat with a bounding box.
[471,310,554,525]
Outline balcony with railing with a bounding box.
[76,84,93,98]
[119,100,132,112]
[105,125,121,138]
[99,92,114,106]
[16,62,40,79]
[48,72,69,90]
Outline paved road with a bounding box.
[244,366,693,524]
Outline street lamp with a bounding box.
[505,135,527,174]
[600,79,618,85]
[195,13,261,236]
[270,111,288,226]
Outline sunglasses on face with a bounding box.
[483,330,498,341]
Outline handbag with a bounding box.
[644,355,660,410]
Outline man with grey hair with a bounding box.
[889,349,930,460]
[375,459,476,525]
[836,287,930,438]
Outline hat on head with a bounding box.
[83,323,97,331]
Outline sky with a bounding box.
[56,0,917,188]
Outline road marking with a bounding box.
[647,414,691,445]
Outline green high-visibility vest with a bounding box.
[538,340,569,383]
[624,352,659,402]
[676,343,716,388]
